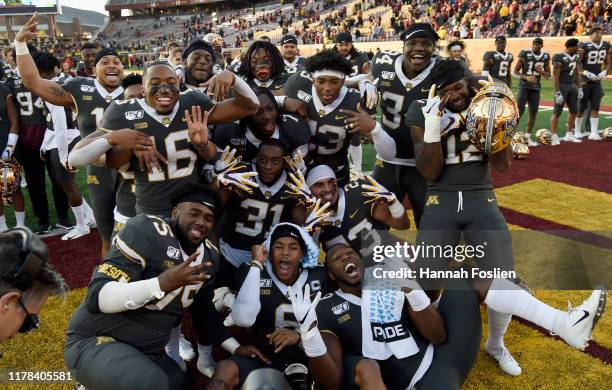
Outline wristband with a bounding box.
[14,40,29,56]
[232,76,260,106]
[388,199,405,219]
[423,117,441,143]
[274,95,287,108]
[221,337,241,355]
[405,289,431,312]
[301,327,327,357]
[7,133,18,147]
[481,70,490,77]
[250,260,264,271]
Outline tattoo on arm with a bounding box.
[50,85,66,98]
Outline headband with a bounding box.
[435,67,465,90]
[271,224,306,252]
[95,48,120,66]
[172,191,216,210]
[312,69,346,79]
[306,165,336,187]
[450,45,462,52]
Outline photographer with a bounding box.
[0,228,67,343]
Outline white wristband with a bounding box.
[388,199,405,219]
[274,95,287,108]
[232,75,260,106]
[221,337,241,355]
[423,116,441,143]
[301,327,327,357]
[14,40,29,56]
[405,289,431,312]
[7,133,18,147]
[480,70,490,77]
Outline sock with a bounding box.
[197,344,214,364]
[575,117,583,133]
[485,307,512,350]
[71,204,86,228]
[15,211,25,227]
[484,279,566,335]
[590,117,599,134]
[0,215,7,231]
[165,325,186,371]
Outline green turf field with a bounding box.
[2,79,610,230]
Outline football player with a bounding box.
[344,23,441,228]
[409,59,607,376]
[304,165,409,257]
[77,43,97,79]
[576,24,610,140]
[64,184,221,390]
[291,243,482,390]
[203,32,226,73]
[237,40,291,91]
[551,39,581,144]
[214,87,310,162]
[482,36,513,87]
[513,37,551,146]
[34,52,92,240]
[214,140,308,267]
[0,76,25,231]
[15,15,124,254]
[96,62,259,218]
[280,34,308,75]
[208,223,330,389]
[181,39,218,91]
[447,40,472,78]
[333,32,370,77]
[283,49,363,185]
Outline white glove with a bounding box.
[1,146,13,162]
[361,175,397,205]
[284,170,317,207]
[582,70,599,81]
[218,171,259,194]
[597,70,608,81]
[358,78,379,110]
[554,91,564,105]
[578,88,584,100]
[422,85,443,143]
[303,199,333,233]
[214,146,241,177]
[285,149,306,175]
[213,287,236,312]
[288,284,322,335]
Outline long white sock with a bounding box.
[197,343,214,363]
[590,117,599,134]
[15,211,25,227]
[71,204,86,228]
[0,215,7,231]
[575,117,583,133]
[486,307,512,350]
[484,279,566,335]
[83,198,94,219]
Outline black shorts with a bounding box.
[47,149,75,185]
[580,82,603,112]
[64,335,185,390]
[414,190,514,290]
[554,83,579,115]
[372,160,427,227]
[517,88,540,116]
[87,165,116,241]
[230,354,307,386]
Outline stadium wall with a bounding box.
[294,35,612,73]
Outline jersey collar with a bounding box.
[253,78,274,88]
[336,289,362,305]
[591,41,603,50]
[254,167,287,198]
[94,79,124,102]
[311,84,348,117]
[565,53,577,61]
[395,55,437,90]
[284,57,300,67]
[179,242,205,265]
[265,261,309,297]
[495,51,509,60]
[325,189,346,225]
[530,50,545,60]
[245,125,280,149]
[137,98,180,127]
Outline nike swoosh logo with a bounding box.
[335,115,347,120]
[421,87,430,92]
[487,198,496,203]
[273,84,284,89]
[572,310,590,327]
[349,210,358,219]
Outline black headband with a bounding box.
[435,67,465,90]
[182,39,217,61]
[271,225,305,252]
[95,48,120,66]
[402,23,440,42]
[281,35,298,45]
[172,191,216,210]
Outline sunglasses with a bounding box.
[17,298,40,334]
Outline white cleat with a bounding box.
[178,334,196,361]
[551,134,560,146]
[486,346,522,376]
[563,132,582,143]
[558,287,607,350]
[197,356,217,378]
[588,132,602,141]
[61,225,90,241]
[528,139,539,147]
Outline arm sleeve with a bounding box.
[230,264,262,327]
[349,144,362,172]
[371,123,397,161]
[99,100,126,131]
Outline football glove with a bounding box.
[288,284,322,335]
[422,84,443,143]
[1,146,13,162]
[284,170,317,207]
[578,88,584,100]
[597,70,608,81]
[214,146,242,177]
[213,287,236,312]
[582,70,599,81]
[285,149,306,175]
[361,175,397,205]
[554,91,564,105]
[303,199,333,233]
[358,78,380,111]
[217,170,259,194]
